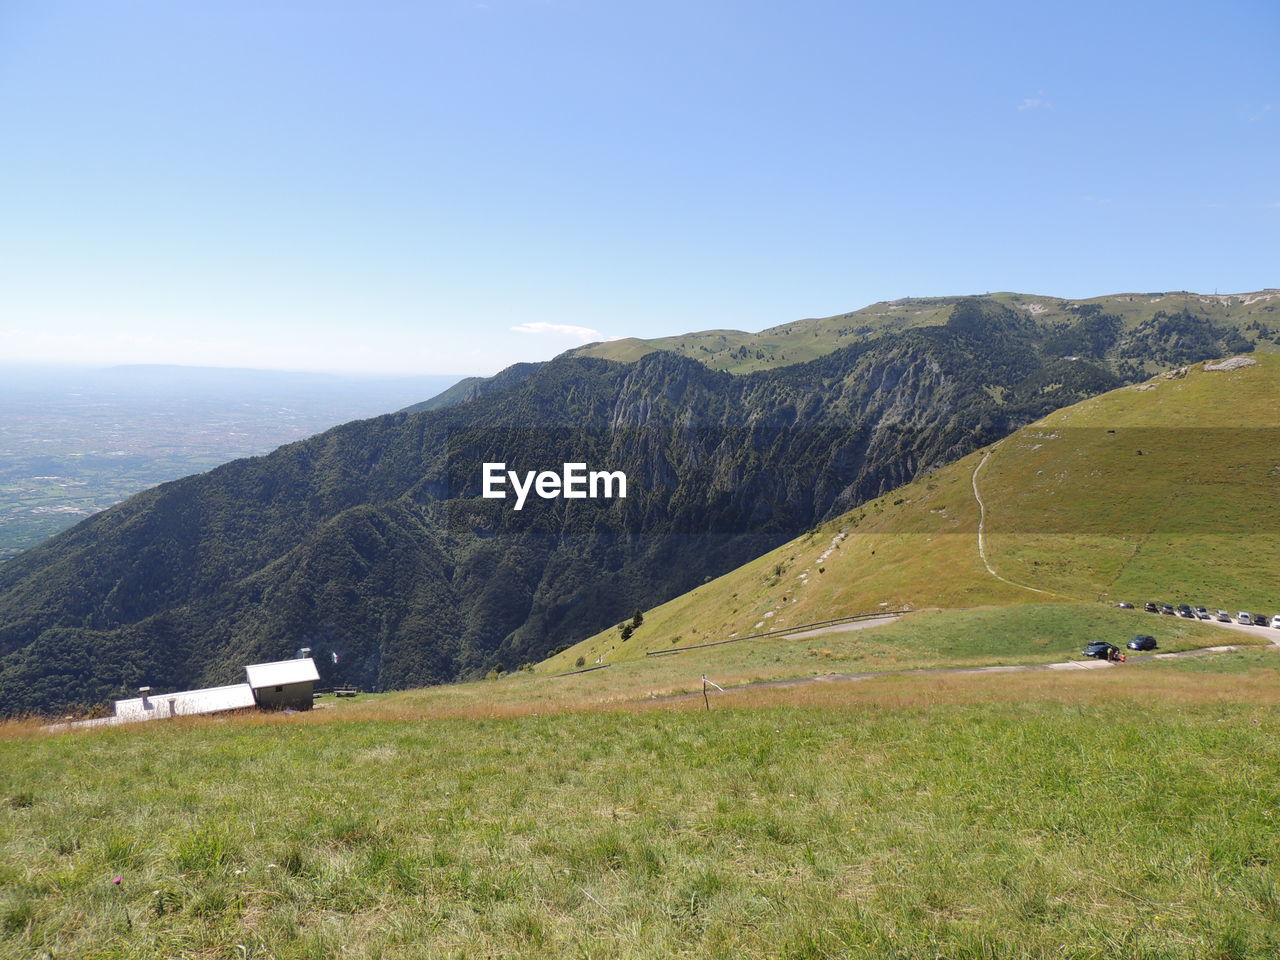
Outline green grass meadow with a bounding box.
[1138,646,1280,675]
[784,603,1251,672]
[389,603,1264,717]
[5,663,1280,959]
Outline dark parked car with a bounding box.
[1160,604,1176,615]
[1144,602,1159,613]
[1116,602,1134,609]
[1127,635,1158,651]
[1177,604,1196,619]
[1083,641,1123,660]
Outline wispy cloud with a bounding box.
[1018,92,1052,112]
[1248,104,1272,122]
[510,321,604,343]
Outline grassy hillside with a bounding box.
[572,289,1280,374]
[544,354,1280,672]
[980,353,1280,606]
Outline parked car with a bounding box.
[1271,614,1280,629]
[1116,602,1134,609]
[1194,606,1211,619]
[1177,604,1196,619]
[1127,635,1158,651]
[1253,614,1271,627]
[1144,602,1159,613]
[1238,611,1253,625]
[1160,604,1176,615]
[1083,641,1124,661]
[1216,610,1232,622]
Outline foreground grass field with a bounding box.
[5,661,1280,960]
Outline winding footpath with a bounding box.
[970,443,1061,598]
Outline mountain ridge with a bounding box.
[571,289,1279,374]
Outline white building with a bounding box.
[113,682,257,722]
[56,656,324,729]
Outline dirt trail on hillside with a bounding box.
[970,443,1064,598]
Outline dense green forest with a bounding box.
[0,297,1259,715]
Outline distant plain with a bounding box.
[0,366,459,561]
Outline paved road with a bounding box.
[1187,617,1279,642]
[784,616,901,639]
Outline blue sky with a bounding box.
[1,0,1276,375]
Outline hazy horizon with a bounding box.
[6,282,1278,378]
[0,358,471,379]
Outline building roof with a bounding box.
[113,683,257,721]
[244,657,320,690]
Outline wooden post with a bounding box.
[701,675,723,710]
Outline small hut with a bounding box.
[244,657,320,711]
